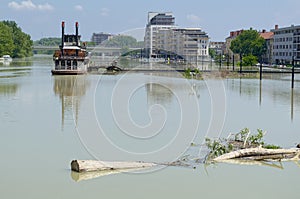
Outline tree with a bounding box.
[102,35,143,48]
[0,21,33,58]
[230,29,266,70]
[34,37,61,46]
[0,22,14,56]
[243,55,258,66]
[209,48,217,59]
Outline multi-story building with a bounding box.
[144,12,177,57]
[259,30,274,64]
[91,32,114,45]
[209,41,225,55]
[156,28,209,63]
[144,12,209,64]
[271,24,300,65]
[224,30,244,62]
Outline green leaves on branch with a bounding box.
[205,128,281,161]
[0,21,33,58]
[230,29,267,64]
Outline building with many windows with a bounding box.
[91,32,114,45]
[156,28,209,63]
[224,30,244,62]
[271,24,300,65]
[209,41,225,55]
[144,12,209,64]
[259,30,274,64]
[144,12,177,58]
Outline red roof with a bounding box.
[260,32,274,40]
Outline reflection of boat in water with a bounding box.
[53,75,89,129]
[52,22,90,75]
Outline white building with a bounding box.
[144,12,177,58]
[144,12,209,64]
[156,28,209,63]
[271,24,300,65]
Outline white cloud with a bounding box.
[8,0,54,11]
[100,8,110,16]
[74,5,83,11]
[187,14,202,25]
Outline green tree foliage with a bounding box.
[0,21,33,58]
[102,35,144,48]
[208,48,216,59]
[0,23,14,56]
[34,37,61,46]
[243,54,258,66]
[230,29,266,63]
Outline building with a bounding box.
[144,12,177,57]
[259,30,274,64]
[91,32,114,45]
[224,30,244,62]
[156,28,209,63]
[271,24,300,65]
[144,12,209,64]
[209,41,225,55]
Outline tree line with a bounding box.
[0,21,33,58]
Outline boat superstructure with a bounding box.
[52,22,89,75]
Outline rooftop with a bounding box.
[260,32,274,40]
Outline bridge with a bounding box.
[33,46,141,56]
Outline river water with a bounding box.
[1,56,300,199]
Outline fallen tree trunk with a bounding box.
[213,147,300,162]
[71,160,156,173]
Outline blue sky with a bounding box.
[1,0,300,41]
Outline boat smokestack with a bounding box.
[75,22,79,46]
[75,22,79,56]
[61,21,65,56]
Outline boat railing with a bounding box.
[54,55,89,60]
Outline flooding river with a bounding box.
[1,56,300,199]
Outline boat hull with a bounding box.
[51,69,87,75]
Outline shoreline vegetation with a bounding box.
[0,21,33,58]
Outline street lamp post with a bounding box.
[239,54,243,73]
[292,56,295,89]
[259,57,263,81]
[232,54,235,71]
[219,51,222,70]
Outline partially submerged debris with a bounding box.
[71,160,156,173]
[213,147,300,162]
[205,128,298,163]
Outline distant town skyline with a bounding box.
[1,0,300,41]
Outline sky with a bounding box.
[1,0,300,41]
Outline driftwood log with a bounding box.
[213,147,300,162]
[71,160,156,173]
